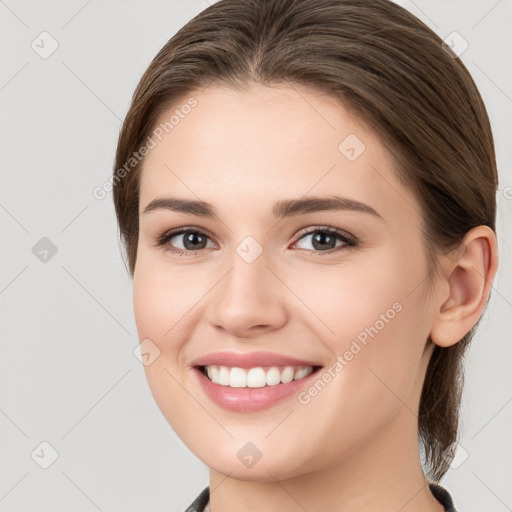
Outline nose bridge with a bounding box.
[229,243,269,297]
[207,238,287,336]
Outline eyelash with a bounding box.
[154,225,358,257]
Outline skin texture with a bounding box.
[133,83,497,512]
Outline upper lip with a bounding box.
[191,351,323,369]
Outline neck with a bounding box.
[207,408,445,512]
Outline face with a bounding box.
[133,83,439,481]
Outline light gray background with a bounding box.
[1,1,511,511]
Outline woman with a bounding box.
[112,0,499,510]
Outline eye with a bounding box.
[291,226,357,255]
[154,227,216,256]
[154,225,357,257]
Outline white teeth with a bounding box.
[218,365,230,385]
[280,366,295,383]
[246,367,267,388]
[294,367,311,380]
[203,365,315,388]
[266,367,281,386]
[229,367,247,387]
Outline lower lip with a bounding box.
[194,367,321,412]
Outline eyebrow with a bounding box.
[142,195,382,220]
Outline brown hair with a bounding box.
[112,0,498,482]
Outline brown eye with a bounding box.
[156,228,216,255]
[293,227,357,255]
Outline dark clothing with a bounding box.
[429,482,458,512]
[184,486,209,512]
[184,482,457,511]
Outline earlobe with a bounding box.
[430,226,498,348]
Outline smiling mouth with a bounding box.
[197,364,323,388]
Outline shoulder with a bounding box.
[183,484,456,512]
[429,481,458,512]
[183,486,209,512]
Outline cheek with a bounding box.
[132,263,211,449]
[132,259,204,350]
[302,247,431,402]
[291,248,420,340]
[133,271,168,346]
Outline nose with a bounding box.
[205,250,288,339]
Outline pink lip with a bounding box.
[193,366,322,412]
[190,350,322,369]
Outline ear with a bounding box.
[430,225,499,348]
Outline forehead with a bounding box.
[138,83,420,223]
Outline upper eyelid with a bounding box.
[294,225,354,240]
[161,226,219,245]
